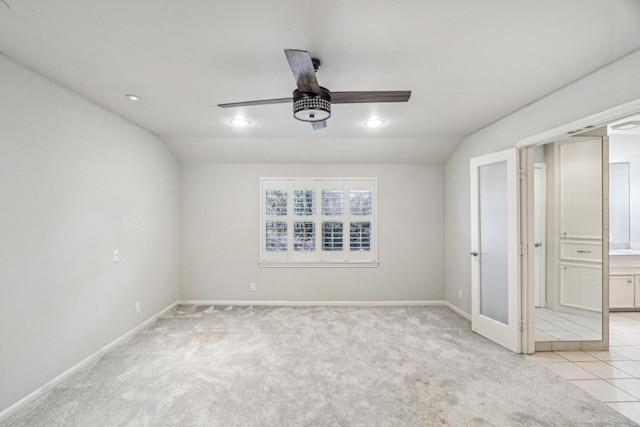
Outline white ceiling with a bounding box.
[1,0,639,163]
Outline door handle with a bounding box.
[470,251,479,257]
[534,242,542,247]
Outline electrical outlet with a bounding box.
[458,290,463,300]
[113,249,119,262]
[250,283,256,292]
[135,302,141,314]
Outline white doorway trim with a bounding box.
[522,134,610,352]
[534,163,547,308]
[516,99,640,149]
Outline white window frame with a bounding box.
[260,177,379,267]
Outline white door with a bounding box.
[470,148,520,353]
[534,164,547,307]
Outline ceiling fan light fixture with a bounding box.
[230,118,251,127]
[218,49,411,131]
[364,119,385,128]
[292,88,331,122]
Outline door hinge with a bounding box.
[520,320,526,332]
[519,244,526,256]
[519,169,526,181]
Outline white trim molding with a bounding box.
[444,302,472,320]
[0,301,178,423]
[179,299,463,309]
[1,299,474,422]
[516,98,640,149]
[258,261,379,268]
[180,300,472,320]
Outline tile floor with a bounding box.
[531,312,640,424]
[534,307,602,341]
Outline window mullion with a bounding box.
[287,180,295,262]
[315,180,322,262]
[344,181,352,261]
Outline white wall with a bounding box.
[0,54,179,413]
[445,49,640,314]
[180,164,444,302]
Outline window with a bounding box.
[265,221,287,252]
[293,221,315,251]
[322,190,344,216]
[350,190,372,216]
[350,222,372,251]
[265,190,287,216]
[260,178,377,266]
[322,221,343,251]
[293,190,315,215]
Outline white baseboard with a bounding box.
[179,299,449,307]
[1,299,470,421]
[179,299,471,319]
[0,301,178,423]
[444,301,471,320]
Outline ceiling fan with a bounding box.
[218,49,411,130]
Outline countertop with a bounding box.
[610,250,640,256]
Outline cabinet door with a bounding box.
[610,275,634,309]
[636,276,640,308]
[559,138,602,239]
[560,262,602,311]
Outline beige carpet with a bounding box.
[2,305,634,426]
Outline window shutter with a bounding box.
[260,178,377,266]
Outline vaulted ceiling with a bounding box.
[1,0,639,163]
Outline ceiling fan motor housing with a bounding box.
[293,87,331,122]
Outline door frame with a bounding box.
[521,132,610,353]
[470,99,640,354]
[533,163,547,308]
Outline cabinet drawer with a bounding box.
[610,275,634,309]
[560,241,602,262]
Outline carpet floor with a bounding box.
[2,305,634,426]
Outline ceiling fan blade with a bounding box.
[311,120,327,130]
[330,91,412,104]
[217,97,292,108]
[284,49,321,94]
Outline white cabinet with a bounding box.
[557,137,603,313]
[609,254,640,310]
[559,139,602,240]
[610,275,635,309]
[560,262,602,311]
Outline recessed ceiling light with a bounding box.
[230,118,251,127]
[364,119,385,128]
[124,94,141,101]
[611,121,640,131]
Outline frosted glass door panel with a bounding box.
[479,161,509,325]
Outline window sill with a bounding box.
[259,261,380,268]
